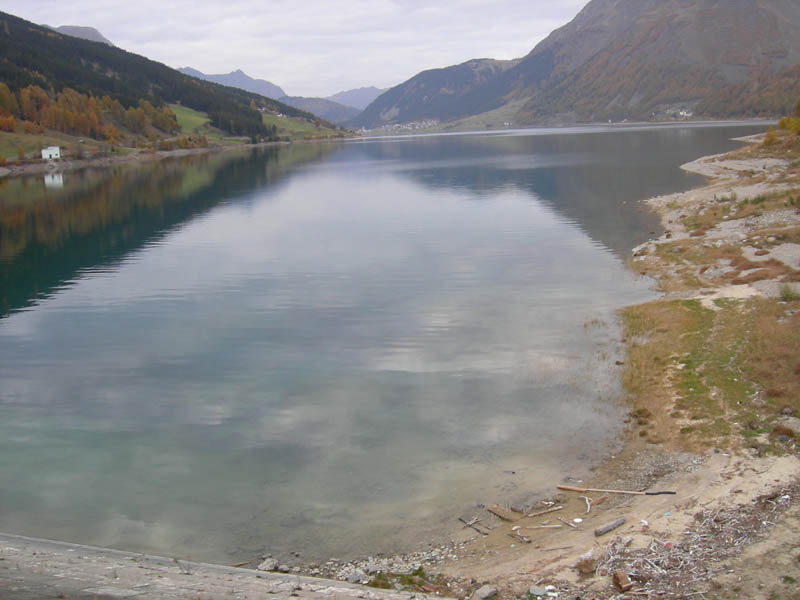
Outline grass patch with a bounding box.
[623,296,800,452]
[0,128,104,161]
[779,284,800,302]
[620,297,778,450]
[261,113,341,141]
[679,189,799,236]
[168,104,240,143]
[366,567,449,594]
[170,104,211,133]
[740,299,800,425]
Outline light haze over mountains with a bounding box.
[177,68,388,123]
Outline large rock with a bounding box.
[472,585,497,600]
[256,557,278,571]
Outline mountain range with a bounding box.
[179,67,388,122]
[354,0,800,128]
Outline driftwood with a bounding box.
[459,516,489,536]
[231,560,252,568]
[487,504,518,521]
[523,524,562,530]
[527,505,564,518]
[595,517,626,537]
[557,516,579,529]
[507,532,532,544]
[558,485,676,496]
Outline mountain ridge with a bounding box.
[326,87,387,111]
[177,67,286,100]
[0,11,321,137]
[48,25,114,46]
[354,0,800,128]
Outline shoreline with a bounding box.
[0,136,362,179]
[300,127,799,597]
[0,142,274,179]
[430,130,800,597]
[2,127,799,599]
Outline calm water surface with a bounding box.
[0,124,765,562]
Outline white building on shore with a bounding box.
[41,146,61,160]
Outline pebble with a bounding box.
[345,569,367,584]
[529,585,548,597]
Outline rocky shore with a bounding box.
[418,131,800,598]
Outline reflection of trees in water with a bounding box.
[0,145,331,317]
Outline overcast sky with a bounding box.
[2,1,587,97]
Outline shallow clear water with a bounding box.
[0,123,764,563]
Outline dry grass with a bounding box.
[620,296,800,453]
[740,300,800,423]
[679,190,800,235]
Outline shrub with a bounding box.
[763,126,777,146]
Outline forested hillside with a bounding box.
[0,11,322,138]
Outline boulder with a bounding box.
[257,558,278,571]
[472,585,497,600]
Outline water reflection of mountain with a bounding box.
[0,145,330,318]
[352,125,763,258]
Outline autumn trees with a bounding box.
[0,82,179,142]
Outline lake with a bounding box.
[0,123,765,564]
